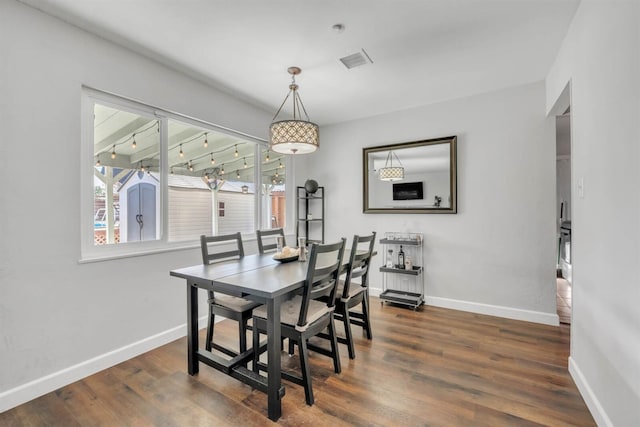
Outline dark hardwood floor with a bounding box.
[1,299,595,426]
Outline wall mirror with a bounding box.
[363,136,457,214]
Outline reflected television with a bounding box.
[392,182,423,200]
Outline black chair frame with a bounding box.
[339,232,376,357]
[318,232,376,359]
[200,233,258,357]
[256,228,286,254]
[252,238,346,405]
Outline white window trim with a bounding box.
[80,87,290,263]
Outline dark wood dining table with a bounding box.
[170,253,313,421]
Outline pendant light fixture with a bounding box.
[269,66,319,154]
[379,150,405,181]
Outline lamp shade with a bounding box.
[379,150,405,181]
[269,67,319,155]
[270,120,319,154]
[379,166,404,181]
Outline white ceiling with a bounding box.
[20,0,579,125]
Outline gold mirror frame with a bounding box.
[363,136,457,214]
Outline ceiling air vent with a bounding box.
[339,48,373,69]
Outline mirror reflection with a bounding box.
[363,136,457,214]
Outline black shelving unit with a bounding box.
[296,186,324,244]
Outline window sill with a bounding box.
[78,230,294,264]
[78,241,200,264]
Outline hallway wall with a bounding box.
[546,1,640,425]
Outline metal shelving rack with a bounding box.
[296,186,324,244]
[379,232,424,310]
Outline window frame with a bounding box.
[80,87,288,262]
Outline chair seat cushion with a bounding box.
[335,280,366,301]
[254,295,334,332]
[210,294,260,312]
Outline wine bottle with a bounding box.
[398,245,405,269]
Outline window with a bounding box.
[261,147,286,229]
[166,118,259,240]
[82,89,286,260]
[93,103,160,245]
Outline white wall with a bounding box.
[296,81,558,325]
[546,1,640,425]
[0,0,271,410]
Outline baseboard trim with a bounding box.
[0,316,208,413]
[426,296,560,325]
[369,287,382,297]
[369,288,559,325]
[569,356,612,427]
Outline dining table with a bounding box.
[170,252,318,421]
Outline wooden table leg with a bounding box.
[266,296,283,421]
[187,281,199,375]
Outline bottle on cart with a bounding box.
[398,245,405,269]
[386,249,394,268]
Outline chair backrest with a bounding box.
[200,232,245,264]
[297,238,346,328]
[256,228,285,254]
[340,232,376,300]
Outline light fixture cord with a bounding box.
[393,151,403,167]
[271,73,311,122]
[384,150,403,168]
[294,91,311,121]
[272,89,292,121]
[291,74,299,120]
[384,151,393,167]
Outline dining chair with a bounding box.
[200,233,260,356]
[256,228,291,352]
[330,232,376,359]
[252,238,346,406]
[256,228,286,254]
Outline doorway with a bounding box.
[556,107,572,324]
